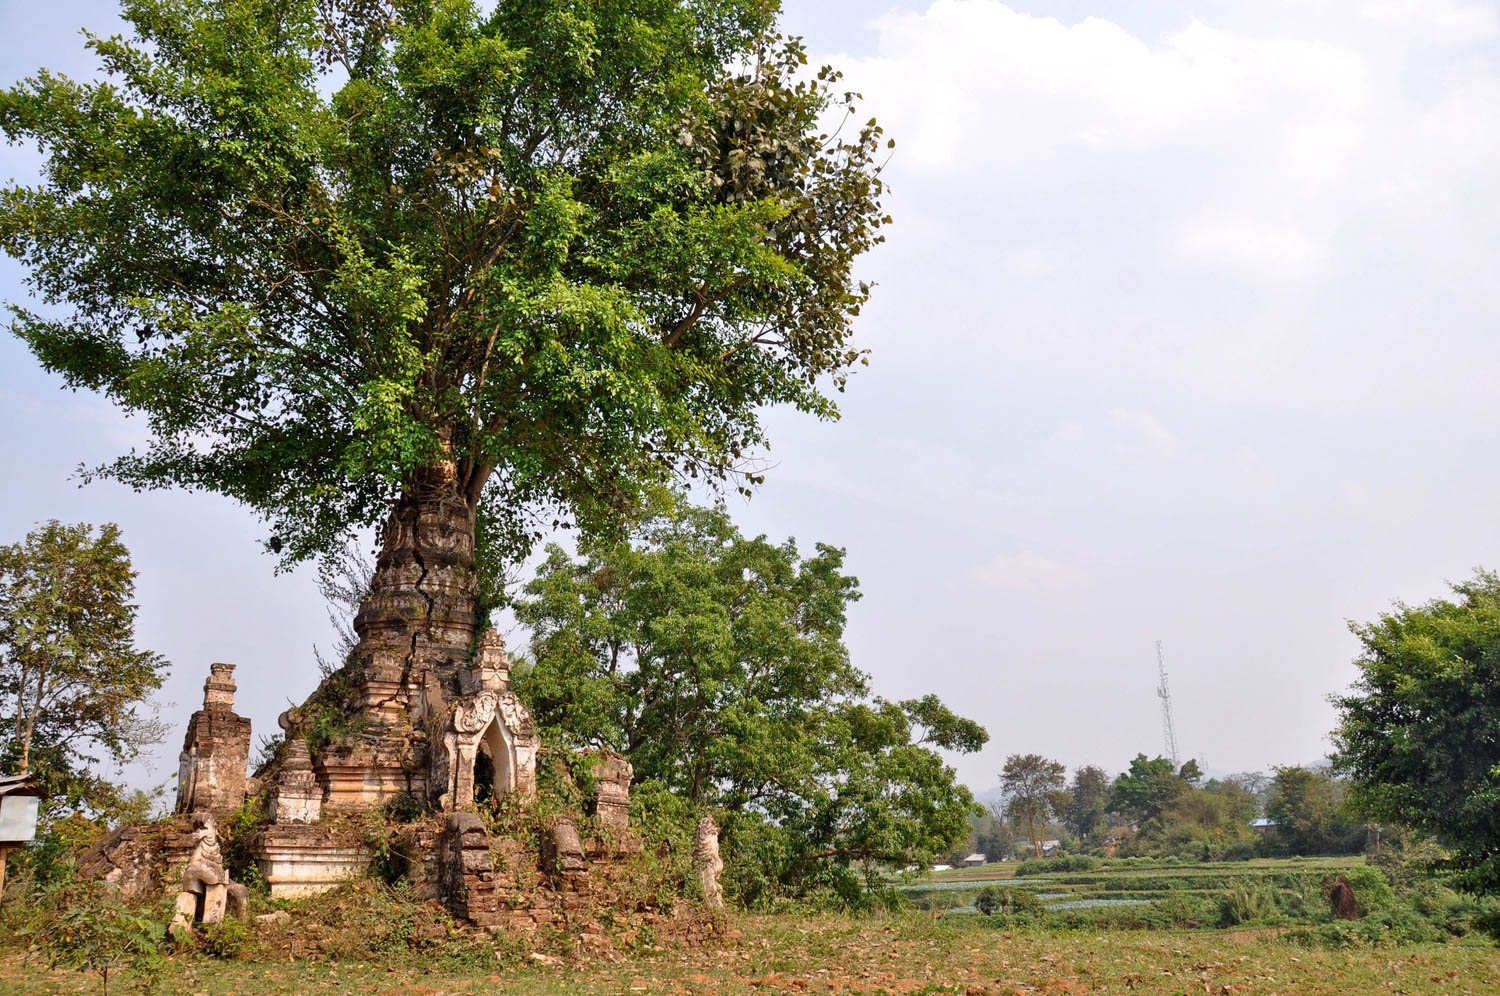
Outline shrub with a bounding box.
[1014,855,1098,876]
[1407,881,1500,938]
[1151,892,1212,928]
[35,884,165,994]
[1218,878,1280,926]
[1369,831,1446,892]
[198,916,251,959]
[974,886,1043,916]
[1337,865,1396,916]
[1287,901,1447,948]
[365,794,427,885]
[221,796,270,894]
[1045,893,1210,931]
[278,881,456,962]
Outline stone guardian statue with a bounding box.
[170,813,248,930]
[693,815,724,910]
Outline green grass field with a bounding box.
[4,857,1496,993]
[3,911,1498,994]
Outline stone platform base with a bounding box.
[251,825,372,898]
[77,816,198,900]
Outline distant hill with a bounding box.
[972,785,1005,808]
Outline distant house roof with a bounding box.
[963,853,987,863]
[1249,818,1278,828]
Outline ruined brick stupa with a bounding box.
[88,459,679,927]
[275,462,543,814]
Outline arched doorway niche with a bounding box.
[439,688,540,812]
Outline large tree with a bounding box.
[515,500,986,904]
[0,0,889,672]
[1062,764,1111,845]
[1108,753,1187,828]
[1333,571,1500,892]
[1263,765,1362,856]
[999,754,1067,858]
[0,522,167,816]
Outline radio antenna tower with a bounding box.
[1155,640,1180,768]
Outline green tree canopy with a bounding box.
[1332,570,1500,891]
[999,753,1067,858]
[0,522,167,818]
[0,0,889,572]
[1062,764,1111,845]
[1108,753,1187,828]
[1264,765,1362,856]
[514,500,985,905]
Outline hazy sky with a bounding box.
[5,0,1500,797]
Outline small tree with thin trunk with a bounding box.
[0,521,167,808]
[1000,753,1068,858]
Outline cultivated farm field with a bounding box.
[901,856,1372,921]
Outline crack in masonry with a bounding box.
[406,504,437,698]
[368,497,438,725]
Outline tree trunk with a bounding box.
[19,667,47,775]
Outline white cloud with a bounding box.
[854,2,1366,170]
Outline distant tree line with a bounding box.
[944,754,1369,866]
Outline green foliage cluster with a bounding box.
[1034,893,1215,932]
[364,792,428,886]
[974,885,1044,917]
[220,796,272,895]
[1014,855,1098,876]
[1217,877,1279,926]
[1369,828,1447,892]
[1,0,890,571]
[22,882,166,995]
[1333,570,1500,898]
[1261,766,1364,856]
[623,778,699,906]
[248,880,481,965]
[197,916,252,960]
[0,521,168,820]
[297,662,369,757]
[515,499,986,909]
[1062,765,1112,845]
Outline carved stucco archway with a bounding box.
[439,689,539,811]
